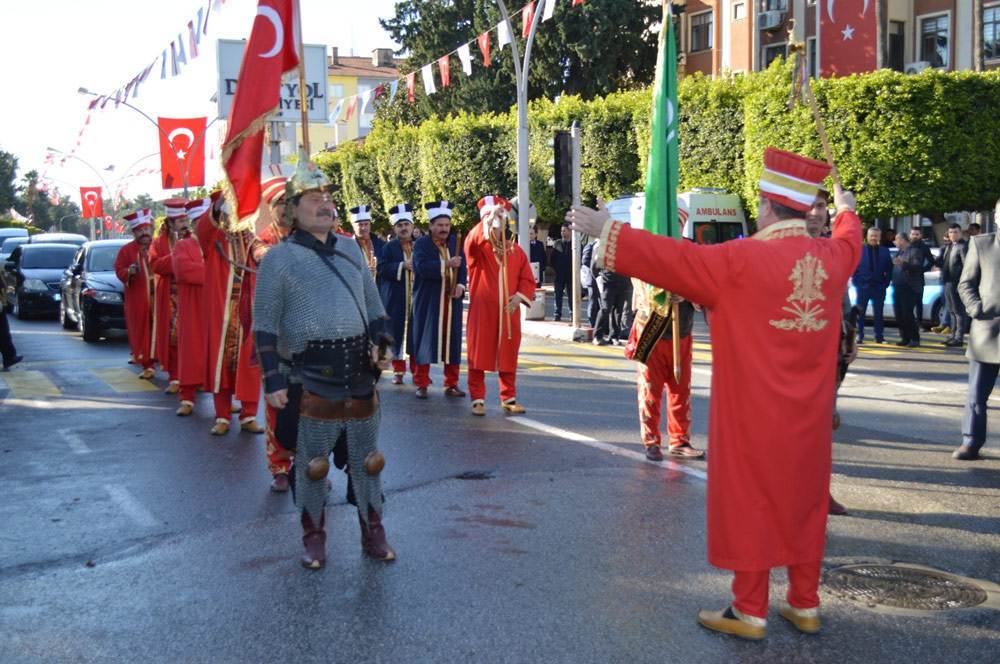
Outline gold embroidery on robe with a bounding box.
[769,252,829,332]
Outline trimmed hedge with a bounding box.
[315,62,1000,231]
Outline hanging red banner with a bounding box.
[79,186,104,218]
[158,116,207,189]
[477,32,491,67]
[819,0,877,76]
[438,54,451,88]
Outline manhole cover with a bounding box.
[825,565,988,611]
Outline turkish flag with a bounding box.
[79,186,104,218]
[103,218,113,231]
[158,117,207,189]
[820,0,877,76]
[222,0,299,220]
[523,2,535,39]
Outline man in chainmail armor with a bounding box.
[252,158,395,569]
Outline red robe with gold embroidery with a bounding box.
[172,234,207,389]
[598,212,861,570]
[464,220,536,373]
[195,213,260,399]
[148,231,176,375]
[113,240,154,367]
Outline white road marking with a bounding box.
[513,417,708,481]
[59,428,91,454]
[103,485,158,528]
[879,380,938,393]
[692,367,712,377]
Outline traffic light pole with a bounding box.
[570,122,582,331]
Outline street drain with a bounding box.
[454,471,493,480]
[825,564,989,611]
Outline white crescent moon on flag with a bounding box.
[168,127,195,150]
[256,6,284,59]
[84,191,98,204]
[665,100,677,143]
[827,0,835,23]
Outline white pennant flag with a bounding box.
[457,43,473,75]
[176,34,187,65]
[421,63,436,95]
[497,20,511,49]
[543,0,556,21]
[361,88,375,114]
[329,100,344,124]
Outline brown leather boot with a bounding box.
[359,508,396,561]
[300,511,326,569]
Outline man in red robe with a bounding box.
[464,196,536,416]
[170,199,210,417]
[250,175,293,492]
[195,192,263,436]
[569,148,861,640]
[148,199,188,394]
[113,209,156,379]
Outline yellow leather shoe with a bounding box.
[176,401,194,417]
[211,419,230,436]
[779,603,821,634]
[697,607,766,641]
[240,418,265,434]
[165,381,180,395]
[471,401,486,417]
[501,400,525,415]
[139,368,156,380]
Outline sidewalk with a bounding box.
[521,284,595,343]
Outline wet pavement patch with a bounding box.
[825,564,989,611]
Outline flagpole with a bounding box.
[665,0,682,384]
[788,23,841,188]
[294,0,310,155]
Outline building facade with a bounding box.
[678,0,1000,77]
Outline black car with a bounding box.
[60,239,128,341]
[3,243,80,318]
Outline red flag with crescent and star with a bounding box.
[820,0,877,76]
[222,0,299,220]
[79,186,104,218]
[158,117,207,189]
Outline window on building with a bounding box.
[806,37,817,78]
[733,2,746,20]
[919,15,949,69]
[764,0,788,11]
[889,20,905,71]
[762,43,787,69]
[985,5,1000,61]
[690,11,713,52]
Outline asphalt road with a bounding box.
[0,310,997,664]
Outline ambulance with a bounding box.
[605,188,748,245]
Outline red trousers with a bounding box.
[468,368,516,403]
[637,336,692,448]
[179,385,197,403]
[213,391,258,420]
[165,343,178,381]
[264,402,293,476]
[391,357,416,376]
[731,561,822,620]
[414,363,461,389]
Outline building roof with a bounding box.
[328,56,405,80]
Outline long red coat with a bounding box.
[464,220,536,373]
[148,231,176,374]
[195,213,260,400]
[171,235,206,389]
[599,212,861,571]
[113,240,154,367]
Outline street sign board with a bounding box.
[216,39,327,123]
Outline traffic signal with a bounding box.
[549,130,572,204]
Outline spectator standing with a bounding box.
[581,237,599,328]
[937,223,969,347]
[908,228,934,326]
[852,227,892,344]
[550,223,574,322]
[528,226,547,289]
[892,233,924,347]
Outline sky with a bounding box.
[0,0,400,207]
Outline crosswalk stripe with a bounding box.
[89,368,160,393]
[0,370,61,398]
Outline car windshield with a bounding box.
[87,245,122,272]
[21,246,79,269]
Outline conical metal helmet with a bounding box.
[285,152,330,200]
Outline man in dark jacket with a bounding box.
[528,226,547,289]
[937,223,969,347]
[550,223,574,321]
[581,238,599,328]
[893,233,925,347]
[852,227,893,343]
[908,227,935,325]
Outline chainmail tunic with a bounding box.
[252,232,388,521]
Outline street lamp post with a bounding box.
[57,213,79,233]
[496,0,546,255]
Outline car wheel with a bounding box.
[13,292,28,320]
[80,308,101,342]
[60,300,76,330]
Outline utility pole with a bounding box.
[496,0,546,255]
[570,121,590,341]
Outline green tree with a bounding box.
[0,149,17,213]
[378,0,659,121]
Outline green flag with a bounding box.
[642,0,680,240]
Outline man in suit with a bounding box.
[581,238,599,328]
[528,226,547,289]
[908,227,935,326]
[955,230,1000,460]
[852,227,892,344]
[550,223,574,322]
[937,223,969,347]
[892,234,925,347]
